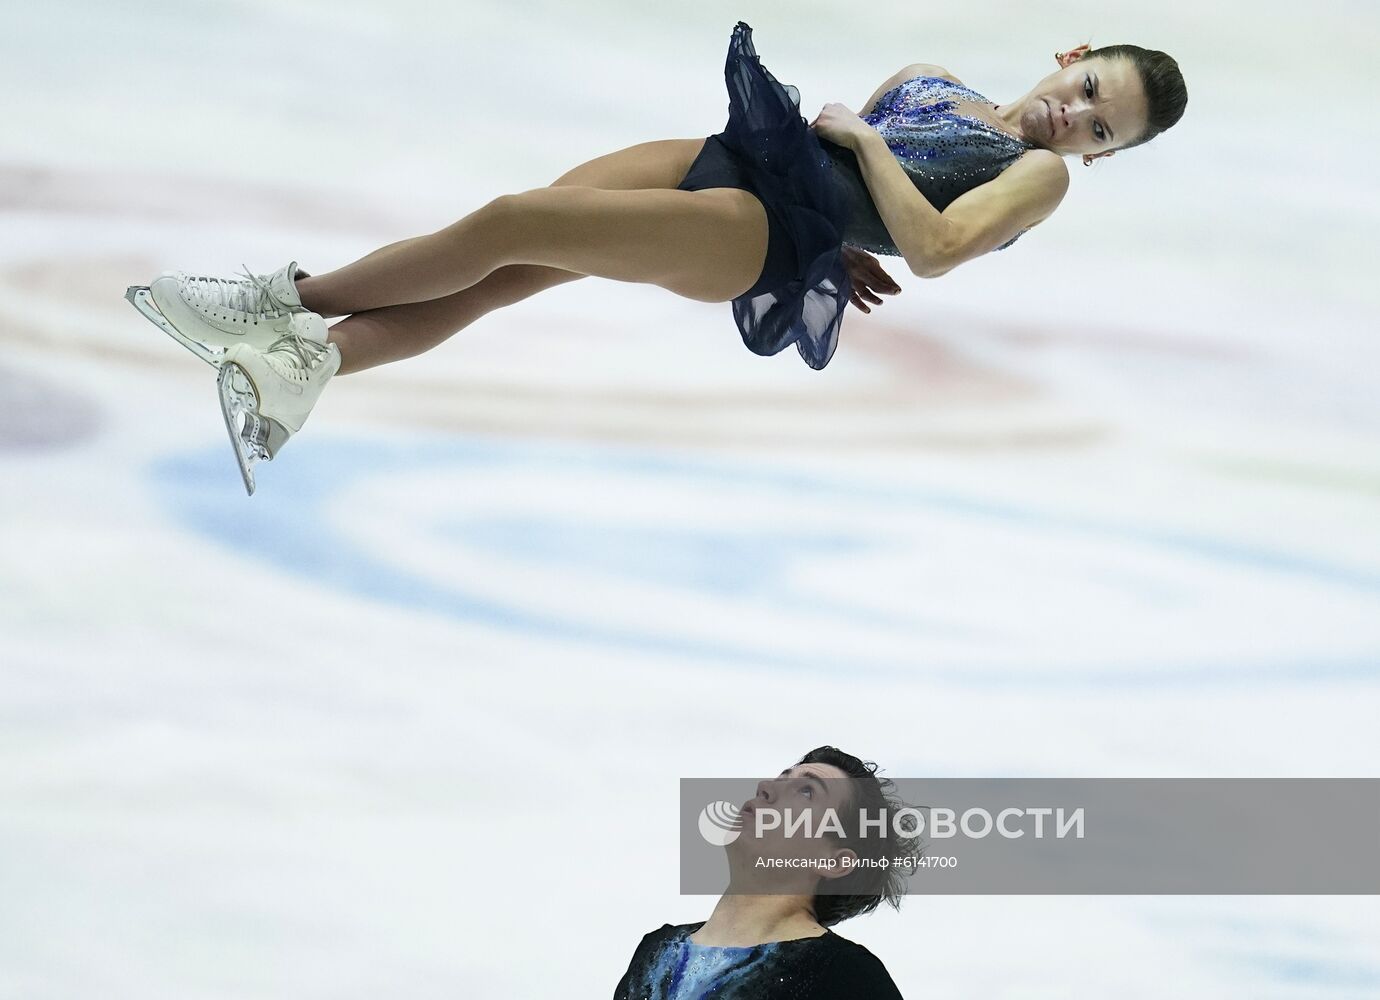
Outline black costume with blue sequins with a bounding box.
[612,922,904,999]
[825,75,1037,255]
[677,21,1035,370]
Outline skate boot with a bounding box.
[217,310,340,496]
[124,260,312,367]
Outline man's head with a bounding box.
[732,746,920,926]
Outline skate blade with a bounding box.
[124,285,225,368]
[217,362,269,496]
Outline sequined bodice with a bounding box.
[819,75,1037,256]
[672,936,777,997]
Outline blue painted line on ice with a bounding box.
[149,432,1380,688]
[1227,952,1380,989]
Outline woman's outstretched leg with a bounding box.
[292,199,512,316]
[307,180,764,375]
[124,138,714,492]
[324,263,585,375]
[294,138,706,319]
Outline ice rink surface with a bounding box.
[2,1,1378,996]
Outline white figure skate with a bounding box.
[217,311,340,495]
[124,260,312,366]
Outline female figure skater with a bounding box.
[611,746,918,999]
[124,21,1186,494]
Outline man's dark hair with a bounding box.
[1084,44,1188,150]
[797,745,921,927]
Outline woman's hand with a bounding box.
[841,246,902,313]
[808,102,877,150]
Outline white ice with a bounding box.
[1,1,1378,997]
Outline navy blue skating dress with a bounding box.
[677,21,1036,370]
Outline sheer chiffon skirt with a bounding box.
[701,21,852,370]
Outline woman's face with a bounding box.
[1023,56,1148,156]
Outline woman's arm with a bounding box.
[850,131,1069,277]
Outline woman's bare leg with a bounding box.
[314,182,762,374]
[297,137,708,376]
[292,198,515,316]
[324,263,584,376]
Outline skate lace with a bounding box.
[184,264,291,318]
[262,333,327,381]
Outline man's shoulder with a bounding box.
[823,930,881,955]
[636,921,700,944]
[817,932,905,998]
